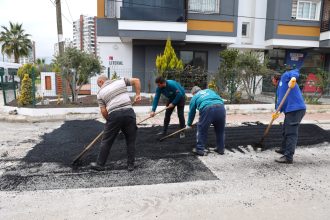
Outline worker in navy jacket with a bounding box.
[150,76,186,138]
[271,68,306,164]
[186,86,226,156]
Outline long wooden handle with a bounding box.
[275,87,292,114]
[72,107,169,164]
[159,127,187,141]
[72,131,104,164]
[137,107,169,125]
[261,87,292,141]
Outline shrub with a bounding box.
[156,38,183,77]
[111,71,119,80]
[18,74,33,106]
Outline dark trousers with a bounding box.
[281,109,306,160]
[197,105,226,153]
[97,108,137,166]
[163,97,186,132]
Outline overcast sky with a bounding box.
[0,0,96,63]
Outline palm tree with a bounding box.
[0,22,32,63]
[36,58,46,72]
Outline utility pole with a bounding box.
[55,0,67,104]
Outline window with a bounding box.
[179,51,208,70]
[105,0,116,18]
[242,23,249,37]
[267,49,286,70]
[292,0,321,20]
[189,0,220,14]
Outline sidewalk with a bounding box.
[1,91,330,124]
[1,105,329,127]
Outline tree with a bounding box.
[35,58,46,72]
[0,22,32,63]
[52,62,61,74]
[304,68,330,104]
[237,51,270,101]
[17,63,37,80]
[219,49,240,103]
[55,47,102,103]
[18,74,33,106]
[156,38,183,77]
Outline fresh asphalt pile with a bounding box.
[0,120,329,191]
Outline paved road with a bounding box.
[0,114,329,219]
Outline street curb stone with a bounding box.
[1,104,330,122]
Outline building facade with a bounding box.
[73,15,98,56]
[96,0,330,93]
[54,38,73,57]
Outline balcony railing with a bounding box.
[120,0,186,22]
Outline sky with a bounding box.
[0,0,96,63]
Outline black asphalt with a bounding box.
[1,120,329,191]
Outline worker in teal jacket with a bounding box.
[271,68,306,164]
[150,76,186,138]
[186,86,226,156]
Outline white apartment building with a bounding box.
[73,15,97,56]
[54,38,74,57]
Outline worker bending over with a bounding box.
[150,76,186,138]
[91,75,141,171]
[186,86,226,156]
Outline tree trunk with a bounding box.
[76,84,84,102]
[14,55,19,63]
[66,77,74,102]
[72,72,77,103]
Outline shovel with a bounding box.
[72,106,169,165]
[159,123,196,142]
[254,86,292,148]
[159,127,188,142]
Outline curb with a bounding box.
[1,104,330,123]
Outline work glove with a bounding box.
[168,103,175,109]
[185,125,192,129]
[150,111,156,117]
[288,77,296,88]
[272,112,280,120]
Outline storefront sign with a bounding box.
[289,53,304,61]
[108,56,123,65]
[285,50,306,69]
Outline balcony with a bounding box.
[321,0,330,32]
[120,0,186,22]
[321,20,330,33]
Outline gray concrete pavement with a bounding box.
[1,90,330,219]
[0,118,330,219]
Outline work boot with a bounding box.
[192,148,207,156]
[127,164,134,172]
[214,149,225,155]
[179,132,185,139]
[208,147,224,155]
[90,162,105,171]
[275,149,285,155]
[275,156,293,164]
